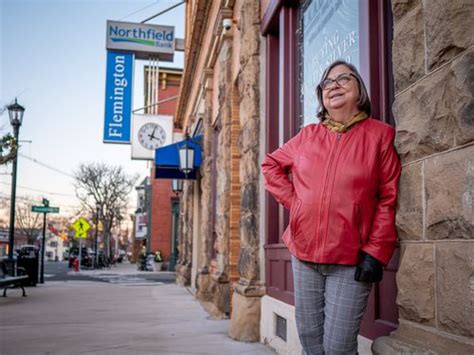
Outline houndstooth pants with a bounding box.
[292,256,372,355]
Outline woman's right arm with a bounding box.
[261,132,302,210]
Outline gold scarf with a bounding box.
[322,111,368,133]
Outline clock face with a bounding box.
[138,123,166,150]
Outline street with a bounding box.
[43,261,176,284]
[0,262,275,355]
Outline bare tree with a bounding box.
[15,197,42,244]
[0,133,17,165]
[74,162,138,257]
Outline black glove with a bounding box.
[355,252,383,283]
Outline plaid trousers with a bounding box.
[292,256,372,355]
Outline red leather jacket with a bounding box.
[261,118,401,266]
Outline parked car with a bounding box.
[18,245,39,257]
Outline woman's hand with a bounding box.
[355,252,383,283]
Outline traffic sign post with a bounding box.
[31,202,60,284]
[71,217,91,272]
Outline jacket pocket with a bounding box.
[290,198,302,238]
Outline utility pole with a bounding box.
[94,205,100,268]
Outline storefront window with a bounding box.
[298,0,360,126]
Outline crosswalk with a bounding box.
[91,274,164,286]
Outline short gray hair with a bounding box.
[316,60,371,120]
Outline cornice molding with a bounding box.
[175,0,212,128]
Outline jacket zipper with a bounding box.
[317,132,342,263]
[356,203,363,246]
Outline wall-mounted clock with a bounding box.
[137,122,167,150]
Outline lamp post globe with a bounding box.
[7,99,25,128]
[7,98,25,262]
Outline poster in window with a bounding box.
[299,0,360,126]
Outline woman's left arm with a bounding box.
[361,128,402,266]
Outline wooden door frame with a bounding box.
[261,0,399,337]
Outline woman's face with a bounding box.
[321,64,360,114]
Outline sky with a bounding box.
[0,0,185,221]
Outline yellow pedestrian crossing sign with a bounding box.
[72,217,91,239]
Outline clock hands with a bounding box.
[148,135,161,141]
[148,126,157,140]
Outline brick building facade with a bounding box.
[149,68,182,265]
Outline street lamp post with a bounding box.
[145,180,152,255]
[7,99,25,265]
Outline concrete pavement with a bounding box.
[0,264,275,355]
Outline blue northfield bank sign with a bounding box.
[103,51,133,143]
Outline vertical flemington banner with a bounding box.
[103,51,134,143]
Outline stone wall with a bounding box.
[207,35,234,318]
[228,0,265,342]
[374,1,474,353]
[195,70,215,303]
[176,181,193,286]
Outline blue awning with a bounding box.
[154,135,203,180]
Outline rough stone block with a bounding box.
[240,212,259,246]
[234,278,266,297]
[394,49,474,162]
[424,0,474,70]
[239,149,259,185]
[176,264,191,286]
[238,56,260,121]
[240,115,260,153]
[378,320,474,354]
[195,271,214,303]
[213,280,230,316]
[228,292,261,342]
[396,243,435,324]
[238,0,260,62]
[241,182,258,212]
[372,335,432,355]
[425,145,474,240]
[396,162,424,241]
[238,245,260,281]
[392,4,425,92]
[391,0,420,23]
[239,90,260,126]
[436,241,474,337]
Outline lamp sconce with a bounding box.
[178,134,195,176]
[172,179,183,194]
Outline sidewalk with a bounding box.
[67,260,174,276]
[0,271,275,354]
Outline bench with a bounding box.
[0,260,28,297]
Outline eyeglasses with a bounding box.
[319,73,357,91]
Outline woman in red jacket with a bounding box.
[261,60,401,354]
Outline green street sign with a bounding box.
[42,198,50,207]
[32,206,60,213]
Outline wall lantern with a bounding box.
[178,136,195,175]
[172,179,183,193]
